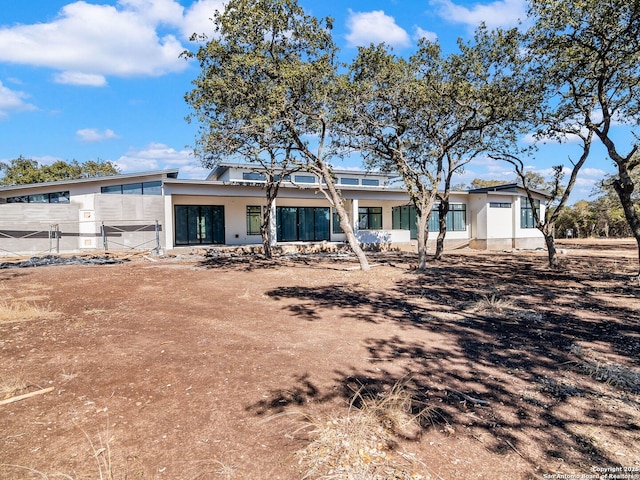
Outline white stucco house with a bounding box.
[0,163,548,256]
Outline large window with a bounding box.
[7,191,70,204]
[276,207,330,242]
[392,203,467,239]
[358,207,382,230]
[520,197,540,229]
[444,204,467,231]
[101,181,162,195]
[362,178,380,186]
[392,205,418,239]
[246,206,262,235]
[174,205,225,245]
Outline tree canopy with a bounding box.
[0,156,120,186]
[527,0,640,270]
[184,0,370,269]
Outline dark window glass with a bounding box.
[358,207,382,230]
[246,206,261,235]
[101,185,122,194]
[340,177,359,185]
[142,181,162,195]
[520,197,540,229]
[294,175,315,184]
[277,207,299,242]
[332,209,344,234]
[49,191,70,203]
[430,204,466,231]
[243,172,265,181]
[447,204,466,231]
[276,207,330,241]
[392,205,417,239]
[362,179,380,186]
[122,183,143,195]
[28,194,48,203]
[174,205,225,245]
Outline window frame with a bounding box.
[6,191,70,204]
[358,206,383,230]
[520,197,540,229]
[242,172,266,181]
[339,177,359,185]
[246,205,262,236]
[293,175,316,184]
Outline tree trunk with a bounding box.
[260,182,277,259]
[260,211,273,259]
[543,229,559,269]
[434,200,449,261]
[613,169,640,274]
[416,210,429,270]
[316,161,370,271]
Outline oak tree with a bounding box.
[184,0,370,268]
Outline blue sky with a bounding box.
[0,0,620,200]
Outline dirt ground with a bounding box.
[1,239,639,479]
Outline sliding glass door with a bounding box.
[174,205,225,245]
[276,207,330,242]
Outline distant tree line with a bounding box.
[0,156,119,185]
[554,173,640,239]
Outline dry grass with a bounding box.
[570,345,640,393]
[0,424,119,480]
[0,374,28,400]
[468,294,516,315]
[0,300,55,324]
[83,426,116,480]
[295,381,430,479]
[0,464,73,479]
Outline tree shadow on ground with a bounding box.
[198,251,411,272]
[251,252,640,472]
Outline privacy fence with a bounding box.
[0,219,163,257]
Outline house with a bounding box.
[0,163,548,256]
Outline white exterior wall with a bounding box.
[513,195,545,248]
[486,195,514,239]
[468,194,487,242]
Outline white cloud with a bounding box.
[114,143,207,178]
[182,0,225,40]
[54,72,107,87]
[414,27,438,43]
[345,10,411,48]
[0,1,189,84]
[454,155,515,186]
[0,80,36,118]
[76,128,120,143]
[430,0,527,30]
[117,0,185,27]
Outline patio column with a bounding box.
[351,199,359,234]
[269,199,277,246]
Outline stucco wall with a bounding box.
[0,203,80,255]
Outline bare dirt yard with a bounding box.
[1,239,639,479]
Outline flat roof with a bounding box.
[0,169,179,193]
[209,162,399,181]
